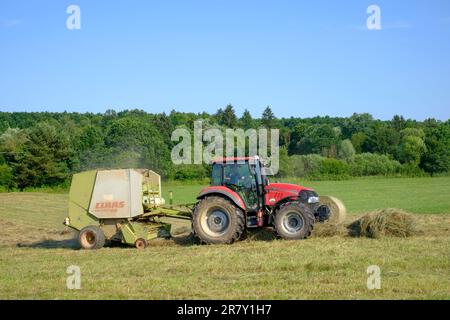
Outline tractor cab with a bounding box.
[210,157,265,211]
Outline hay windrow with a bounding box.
[349,208,419,238]
[313,208,420,238]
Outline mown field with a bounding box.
[0,177,449,299]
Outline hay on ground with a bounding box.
[311,222,347,237]
[349,208,418,239]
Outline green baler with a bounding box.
[64,169,191,249]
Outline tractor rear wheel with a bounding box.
[78,225,105,249]
[274,202,315,240]
[192,196,245,244]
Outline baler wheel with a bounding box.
[135,238,148,249]
[78,225,105,250]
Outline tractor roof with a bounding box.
[212,156,262,164]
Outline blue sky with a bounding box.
[0,0,449,120]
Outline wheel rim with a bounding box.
[282,212,304,234]
[135,239,147,249]
[81,230,96,247]
[201,208,230,237]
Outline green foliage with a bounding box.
[290,154,349,180]
[351,132,366,153]
[319,158,350,179]
[391,115,406,132]
[76,125,104,151]
[261,106,276,128]
[174,164,208,181]
[363,124,400,156]
[397,128,427,165]
[420,121,450,174]
[105,117,173,177]
[399,163,426,177]
[0,128,28,154]
[0,163,13,188]
[291,154,316,178]
[216,105,237,128]
[240,109,253,129]
[350,153,402,176]
[14,122,72,189]
[0,110,448,187]
[292,124,339,156]
[342,112,374,138]
[338,139,356,162]
[277,147,294,177]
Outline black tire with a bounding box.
[78,225,105,250]
[274,202,315,240]
[192,196,245,244]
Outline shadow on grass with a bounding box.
[347,220,362,237]
[245,228,277,242]
[171,233,200,246]
[17,237,80,249]
[170,227,277,246]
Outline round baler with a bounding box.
[64,169,190,249]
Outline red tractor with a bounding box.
[192,156,344,244]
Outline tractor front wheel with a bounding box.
[78,225,106,249]
[274,202,315,240]
[192,196,245,244]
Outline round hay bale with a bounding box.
[319,196,347,224]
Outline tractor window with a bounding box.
[211,164,222,186]
[223,163,255,189]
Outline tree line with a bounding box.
[0,106,449,189]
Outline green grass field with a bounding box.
[0,177,449,299]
